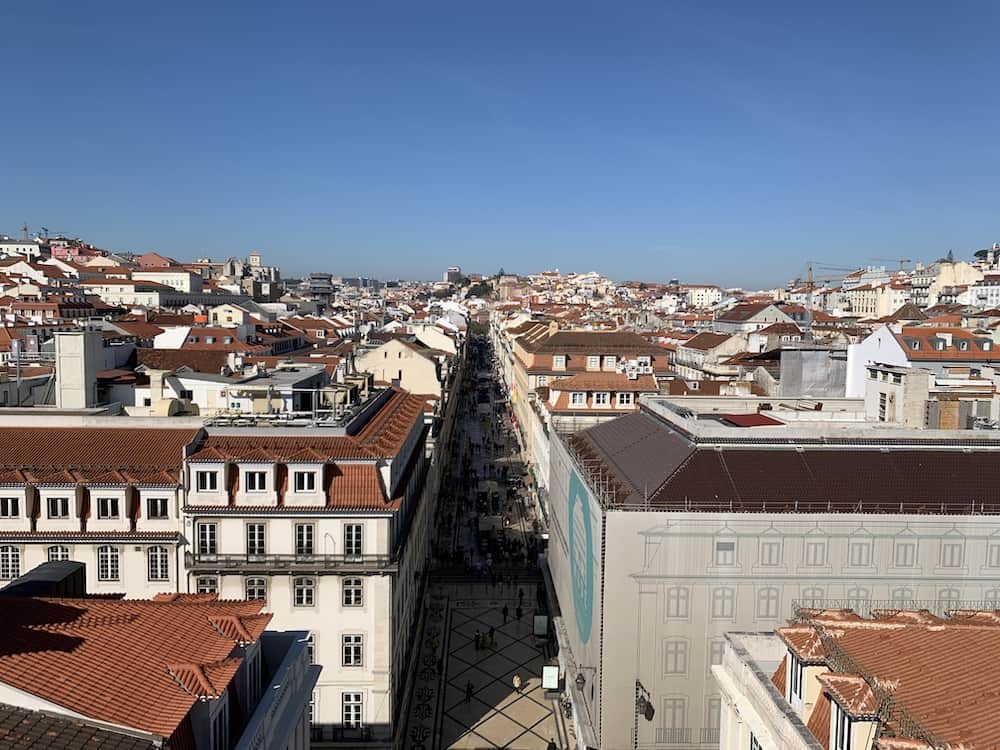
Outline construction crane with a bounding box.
[791,262,857,342]
[873,257,912,272]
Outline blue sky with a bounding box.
[2,1,998,286]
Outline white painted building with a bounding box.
[546,396,1000,750]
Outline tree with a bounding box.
[466,281,494,299]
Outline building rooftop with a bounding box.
[775,608,1000,749]
[0,702,157,750]
[564,397,1000,513]
[0,595,270,744]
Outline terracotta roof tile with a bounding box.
[0,597,270,739]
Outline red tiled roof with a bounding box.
[548,372,658,392]
[0,428,200,483]
[817,673,878,717]
[0,596,270,740]
[188,435,375,462]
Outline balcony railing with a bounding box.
[186,552,396,573]
[700,728,720,744]
[655,728,691,744]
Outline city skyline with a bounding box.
[3,1,999,286]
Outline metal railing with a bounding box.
[186,552,396,572]
[654,728,691,744]
[700,728,720,744]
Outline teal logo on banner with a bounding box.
[567,469,594,643]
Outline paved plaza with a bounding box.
[403,583,566,750]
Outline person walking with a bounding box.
[515,605,523,621]
[518,587,525,607]
[512,673,522,693]
[474,630,481,650]
[502,604,509,624]
[488,625,495,646]
[465,680,474,704]
[547,739,558,750]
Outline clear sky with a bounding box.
[2,1,999,286]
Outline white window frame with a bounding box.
[833,703,852,750]
[0,545,20,580]
[711,587,735,619]
[586,355,600,370]
[616,391,634,407]
[294,576,315,607]
[96,496,119,520]
[47,496,70,519]
[197,575,219,594]
[663,639,688,674]
[848,540,872,567]
[296,523,315,556]
[198,522,218,555]
[714,540,736,566]
[602,355,616,370]
[147,545,169,581]
[552,355,566,371]
[757,587,780,619]
[342,634,364,667]
[245,471,267,492]
[987,543,1000,568]
[147,497,169,519]
[246,577,267,601]
[342,692,364,728]
[294,471,317,492]
[0,497,19,518]
[894,539,916,568]
[246,523,266,556]
[940,541,964,568]
[196,470,218,491]
[344,524,363,558]
[97,545,120,582]
[593,391,610,407]
[708,640,725,668]
[343,577,364,607]
[570,391,586,407]
[759,539,782,566]
[804,540,826,566]
[47,545,70,562]
[665,587,689,619]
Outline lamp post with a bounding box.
[633,680,654,749]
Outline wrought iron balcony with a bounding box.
[655,727,691,744]
[186,551,397,574]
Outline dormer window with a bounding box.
[935,340,945,351]
[833,702,852,750]
[910,340,920,350]
[553,355,567,370]
[570,392,586,407]
[959,340,969,351]
[602,355,616,370]
[0,498,18,518]
[586,355,600,370]
[245,471,267,491]
[788,654,804,702]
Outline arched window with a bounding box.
[147,546,169,582]
[294,577,315,607]
[846,586,870,614]
[246,577,267,601]
[196,576,218,594]
[938,587,961,611]
[711,587,735,619]
[97,545,120,581]
[801,586,825,608]
[891,587,914,604]
[665,587,689,619]
[757,587,780,619]
[47,545,70,562]
[343,577,363,607]
[0,546,20,580]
